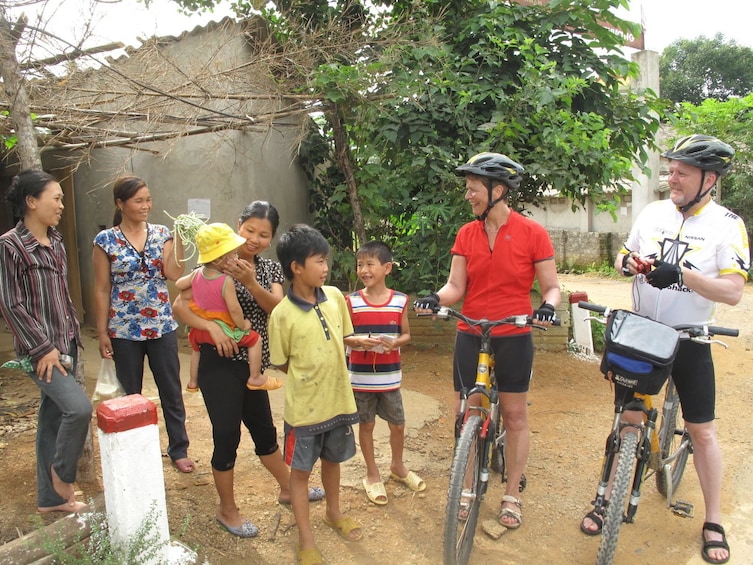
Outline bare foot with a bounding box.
[38,500,88,513]
[50,465,74,502]
[46,465,85,512]
[246,372,268,388]
[389,464,410,480]
[581,515,600,534]
[245,375,283,391]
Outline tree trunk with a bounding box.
[0,13,97,480]
[0,12,43,171]
[329,104,367,246]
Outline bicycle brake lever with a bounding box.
[434,306,451,319]
[513,315,528,327]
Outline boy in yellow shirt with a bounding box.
[268,224,362,564]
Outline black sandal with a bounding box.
[580,506,606,536]
[701,522,730,564]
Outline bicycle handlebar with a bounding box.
[577,301,738,338]
[417,305,561,330]
[577,301,608,314]
[675,324,739,338]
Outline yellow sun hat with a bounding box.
[196,223,247,264]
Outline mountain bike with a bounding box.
[578,301,738,565]
[418,306,559,565]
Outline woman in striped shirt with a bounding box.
[0,169,92,513]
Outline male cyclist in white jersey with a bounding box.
[580,135,749,565]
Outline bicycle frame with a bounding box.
[420,307,557,565]
[454,331,499,455]
[578,301,737,565]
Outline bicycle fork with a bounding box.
[590,405,657,523]
[478,402,500,499]
[624,408,657,523]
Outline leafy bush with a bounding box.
[591,318,606,353]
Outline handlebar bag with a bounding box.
[600,309,680,394]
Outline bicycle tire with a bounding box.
[596,430,639,565]
[444,415,484,565]
[656,387,690,497]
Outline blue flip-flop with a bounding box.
[216,516,258,538]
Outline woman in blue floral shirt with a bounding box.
[92,175,194,473]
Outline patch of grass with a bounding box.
[561,260,620,278]
[37,501,167,564]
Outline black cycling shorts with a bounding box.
[452,331,533,393]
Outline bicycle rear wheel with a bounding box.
[596,430,639,565]
[656,384,690,497]
[444,414,484,565]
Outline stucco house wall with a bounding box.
[39,18,312,325]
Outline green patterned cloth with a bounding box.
[1,357,34,372]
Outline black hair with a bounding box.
[239,200,280,236]
[276,224,330,281]
[6,169,57,218]
[112,176,147,226]
[356,240,393,264]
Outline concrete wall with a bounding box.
[65,130,310,325]
[528,195,634,234]
[39,19,313,325]
[548,228,628,270]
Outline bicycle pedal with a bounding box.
[671,500,694,518]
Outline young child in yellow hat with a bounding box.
[176,222,282,392]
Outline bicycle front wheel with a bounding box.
[596,430,639,565]
[656,385,690,497]
[444,414,484,565]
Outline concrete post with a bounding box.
[569,291,594,356]
[630,50,662,222]
[97,394,195,565]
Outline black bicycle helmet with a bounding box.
[661,134,734,177]
[454,152,525,189]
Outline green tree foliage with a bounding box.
[660,34,753,105]
[170,0,665,293]
[672,95,753,246]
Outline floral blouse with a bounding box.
[93,224,178,341]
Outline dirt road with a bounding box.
[1,274,752,564]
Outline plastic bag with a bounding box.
[92,358,126,402]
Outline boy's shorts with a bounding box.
[354,389,405,425]
[283,424,356,472]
